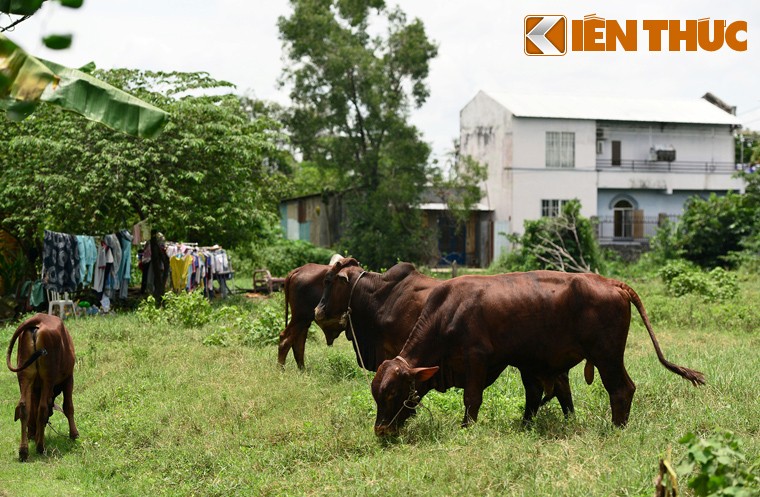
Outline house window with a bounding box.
[546,131,575,168]
[541,199,568,218]
[613,199,633,238]
[596,140,604,155]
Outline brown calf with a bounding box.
[6,313,79,461]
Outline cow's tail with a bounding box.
[621,282,706,386]
[283,269,296,328]
[6,315,48,373]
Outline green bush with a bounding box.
[162,289,214,328]
[677,431,760,497]
[659,261,739,301]
[241,297,285,347]
[136,290,213,328]
[135,295,164,324]
[234,238,336,278]
[650,217,683,263]
[676,192,754,269]
[202,293,286,348]
[659,259,699,285]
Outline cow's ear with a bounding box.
[337,258,360,271]
[411,366,439,382]
[338,270,350,283]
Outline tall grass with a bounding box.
[0,278,758,496]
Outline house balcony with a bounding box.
[596,159,746,192]
[596,159,741,173]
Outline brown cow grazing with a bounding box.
[6,313,79,461]
[315,259,576,417]
[371,271,705,436]
[277,255,347,369]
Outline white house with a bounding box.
[460,91,745,260]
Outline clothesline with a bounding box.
[42,229,133,298]
[162,241,233,296]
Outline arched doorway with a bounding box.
[613,199,634,239]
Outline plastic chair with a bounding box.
[47,289,78,319]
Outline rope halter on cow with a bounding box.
[384,356,424,430]
[344,271,369,375]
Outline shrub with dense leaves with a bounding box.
[136,290,213,328]
[676,191,755,269]
[202,293,287,348]
[677,431,760,497]
[235,238,336,278]
[659,261,739,301]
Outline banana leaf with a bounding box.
[0,33,58,101]
[39,58,169,139]
[1,33,169,138]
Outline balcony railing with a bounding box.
[597,159,743,174]
[594,214,678,244]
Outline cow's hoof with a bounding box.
[36,443,44,454]
[70,430,79,440]
[19,447,28,462]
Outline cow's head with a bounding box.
[314,258,362,335]
[371,357,438,437]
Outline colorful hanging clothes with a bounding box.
[117,229,133,299]
[103,234,123,291]
[170,254,194,292]
[76,235,98,286]
[93,240,114,293]
[42,230,80,293]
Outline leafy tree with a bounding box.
[0,69,287,267]
[278,0,439,268]
[429,139,488,229]
[675,192,754,268]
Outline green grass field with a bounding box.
[0,278,758,496]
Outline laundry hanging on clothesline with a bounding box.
[42,229,133,298]
[163,242,234,297]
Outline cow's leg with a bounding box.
[278,320,309,369]
[596,363,636,427]
[553,371,575,417]
[34,381,54,454]
[28,388,40,439]
[462,387,484,427]
[16,377,33,461]
[520,371,544,425]
[277,323,296,368]
[62,376,79,440]
[462,369,487,427]
[292,325,308,370]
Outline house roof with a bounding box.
[482,91,742,126]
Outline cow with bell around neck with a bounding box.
[314,258,576,418]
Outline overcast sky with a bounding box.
[5,0,759,163]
